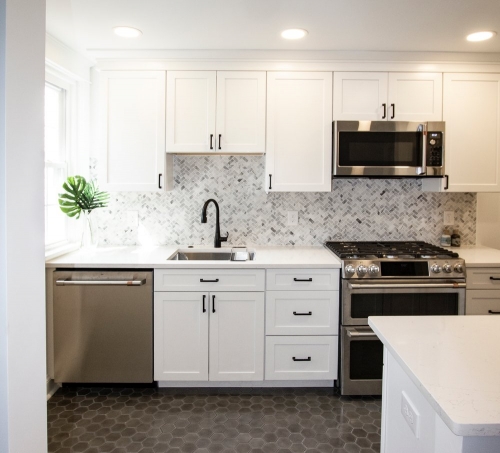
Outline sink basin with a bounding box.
[168,249,256,261]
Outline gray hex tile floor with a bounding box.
[47,387,381,453]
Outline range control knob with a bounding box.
[430,264,442,274]
[344,264,356,277]
[429,138,437,146]
[368,264,380,276]
[454,263,464,273]
[443,263,453,273]
[357,265,368,276]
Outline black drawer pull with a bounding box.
[200,278,219,283]
[293,311,312,316]
[488,310,500,315]
[293,357,311,362]
[490,277,500,281]
[202,295,206,313]
[293,278,312,282]
[212,295,216,313]
[382,103,386,119]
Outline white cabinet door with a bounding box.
[266,72,332,192]
[209,292,264,381]
[333,72,388,120]
[388,73,443,121]
[216,71,266,154]
[154,292,209,381]
[166,71,216,153]
[423,73,500,192]
[98,71,171,191]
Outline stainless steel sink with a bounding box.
[168,249,256,261]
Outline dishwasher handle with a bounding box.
[56,279,146,286]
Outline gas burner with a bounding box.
[420,254,436,259]
[346,255,361,259]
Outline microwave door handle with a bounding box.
[417,123,427,175]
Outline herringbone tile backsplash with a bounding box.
[91,156,476,247]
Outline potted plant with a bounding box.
[58,175,109,248]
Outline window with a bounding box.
[44,81,68,247]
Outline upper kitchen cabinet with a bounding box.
[98,71,173,191]
[333,72,442,121]
[166,71,266,154]
[266,72,332,192]
[422,73,500,193]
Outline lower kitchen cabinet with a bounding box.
[465,266,500,315]
[154,291,264,382]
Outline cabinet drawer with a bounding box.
[265,336,338,380]
[266,269,339,291]
[154,269,265,292]
[266,291,339,335]
[466,268,500,289]
[466,290,500,315]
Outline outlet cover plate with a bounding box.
[287,211,298,226]
[401,391,420,438]
[444,211,454,226]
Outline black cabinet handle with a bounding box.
[200,278,219,283]
[382,103,386,119]
[293,311,312,316]
[212,295,216,313]
[293,278,313,282]
[158,174,162,189]
[218,134,221,150]
[490,277,500,281]
[390,103,395,119]
[293,357,311,362]
[210,134,214,150]
[269,174,272,190]
[444,174,449,190]
[488,310,500,314]
[202,295,206,313]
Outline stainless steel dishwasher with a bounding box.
[53,270,153,383]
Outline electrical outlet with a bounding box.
[126,210,139,227]
[287,211,298,226]
[444,211,454,226]
[401,391,420,438]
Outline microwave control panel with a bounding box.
[426,132,443,167]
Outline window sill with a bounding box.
[45,242,80,261]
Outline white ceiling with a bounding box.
[46,0,500,55]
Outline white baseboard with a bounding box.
[46,376,60,400]
[157,380,335,388]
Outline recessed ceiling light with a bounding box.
[466,31,496,42]
[281,29,308,40]
[113,26,143,38]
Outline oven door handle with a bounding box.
[347,282,466,290]
[347,330,379,338]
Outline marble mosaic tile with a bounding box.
[90,156,476,247]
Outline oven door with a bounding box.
[342,279,466,325]
[341,326,383,396]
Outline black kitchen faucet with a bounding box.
[201,199,228,248]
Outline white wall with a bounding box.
[476,193,500,249]
[0,0,47,452]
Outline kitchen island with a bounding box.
[369,316,500,453]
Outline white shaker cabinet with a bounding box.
[166,71,266,154]
[266,72,333,192]
[98,71,172,191]
[333,72,442,122]
[422,73,500,193]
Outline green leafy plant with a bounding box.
[58,175,109,219]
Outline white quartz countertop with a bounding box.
[450,245,500,267]
[369,315,500,437]
[45,245,342,269]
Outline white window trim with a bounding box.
[45,68,81,258]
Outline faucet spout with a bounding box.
[201,199,228,248]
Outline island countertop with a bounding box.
[368,315,500,437]
[45,245,342,269]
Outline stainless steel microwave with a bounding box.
[333,121,445,178]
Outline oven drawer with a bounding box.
[265,336,338,380]
[154,269,265,292]
[266,269,339,291]
[466,290,500,315]
[266,291,339,335]
[466,268,500,290]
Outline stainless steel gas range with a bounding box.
[324,241,466,396]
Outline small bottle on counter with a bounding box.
[440,228,451,247]
[451,229,461,247]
